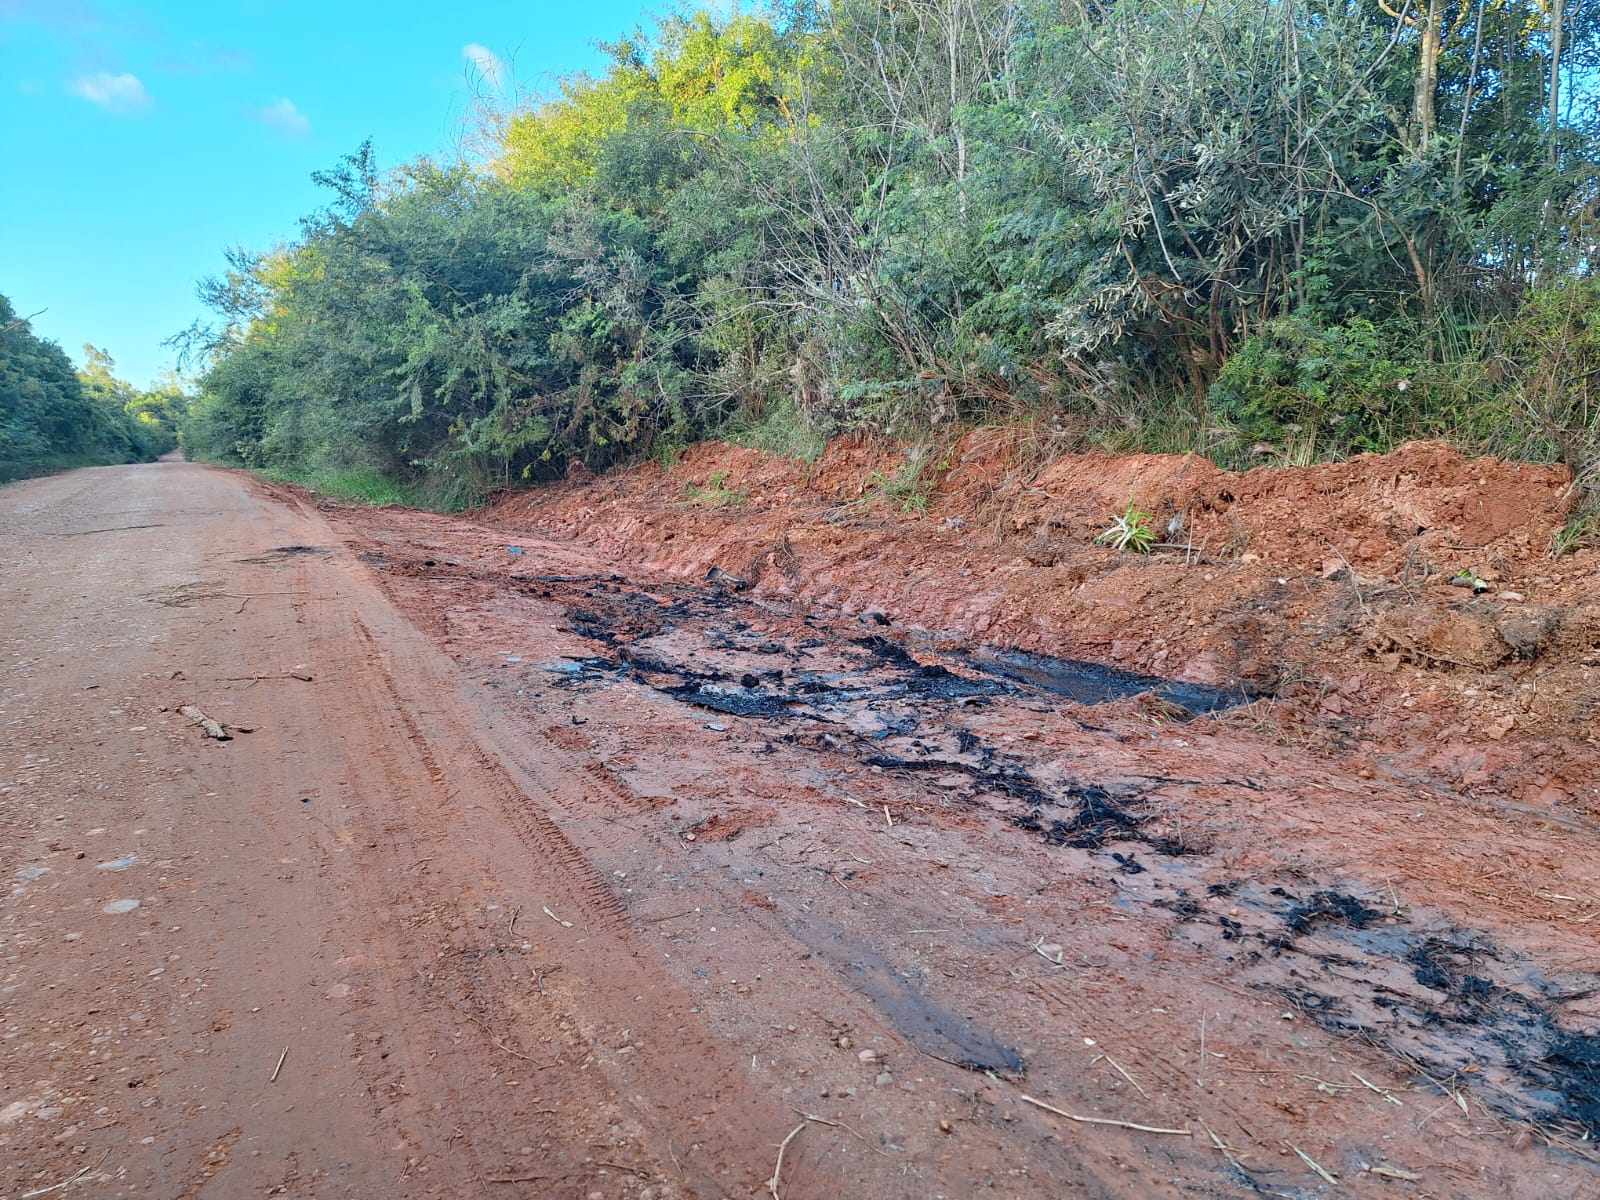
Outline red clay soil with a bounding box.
[3,442,1599,1199]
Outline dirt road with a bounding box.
[3,459,1598,1198]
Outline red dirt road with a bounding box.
[3,457,1599,1198]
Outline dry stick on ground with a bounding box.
[1351,1070,1404,1105]
[788,1107,890,1156]
[1100,1053,1150,1099]
[1195,1117,1248,1174]
[534,964,562,995]
[1365,1163,1423,1181]
[21,1149,111,1198]
[270,1046,289,1082]
[1020,1094,1191,1136]
[461,1012,560,1068]
[1285,1142,1338,1184]
[766,1122,807,1200]
[597,1161,652,1178]
[648,909,700,924]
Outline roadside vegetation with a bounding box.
[174,0,1599,519]
[1,294,186,482]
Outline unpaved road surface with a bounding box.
[3,458,1599,1198]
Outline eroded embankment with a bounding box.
[484,436,1600,814]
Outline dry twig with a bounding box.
[1020,1094,1191,1136]
[767,1123,806,1200]
[1351,1070,1403,1105]
[21,1150,110,1198]
[1100,1054,1150,1099]
[270,1046,289,1082]
[1195,1117,1247,1173]
[1364,1162,1422,1181]
[787,1107,889,1156]
[1285,1142,1338,1184]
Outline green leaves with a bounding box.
[181,0,1600,499]
[0,296,173,479]
[1096,505,1158,554]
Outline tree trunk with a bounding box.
[1413,0,1443,151]
[1549,0,1565,164]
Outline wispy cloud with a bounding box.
[462,42,505,91]
[68,71,151,111]
[253,96,310,138]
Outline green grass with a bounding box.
[722,399,830,462]
[684,469,747,508]
[259,465,420,507]
[0,451,156,484]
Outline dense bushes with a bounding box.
[179,0,1599,510]
[0,295,175,481]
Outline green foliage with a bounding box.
[684,469,746,507]
[1207,317,1412,463]
[722,398,830,462]
[0,296,171,480]
[1495,278,1600,553]
[182,0,1600,506]
[1096,504,1158,554]
[866,442,954,514]
[260,464,418,507]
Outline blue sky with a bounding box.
[0,1,657,388]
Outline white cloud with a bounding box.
[254,97,310,138]
[462,42,504,91]
[67,71,151,111]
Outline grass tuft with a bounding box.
[260,465,419,507]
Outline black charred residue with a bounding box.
[1408,937,1497,1013]
[1012,786,1193,855]
[964,648,1249,716]
[1284,890,1384,934]
[1263,910,1600,1135]
[864,753,1056,809]
[1157,896,1203,920]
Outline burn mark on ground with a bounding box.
[1284,889,1384,933]
[787,913,1026,1074]
[1151,876,1600,1138]
[966,647,1249,715]
[1012,785,1195,855]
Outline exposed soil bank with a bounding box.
[487,436,1600,815]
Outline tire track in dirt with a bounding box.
[353,611,634,935]
[338,578,800,1196]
